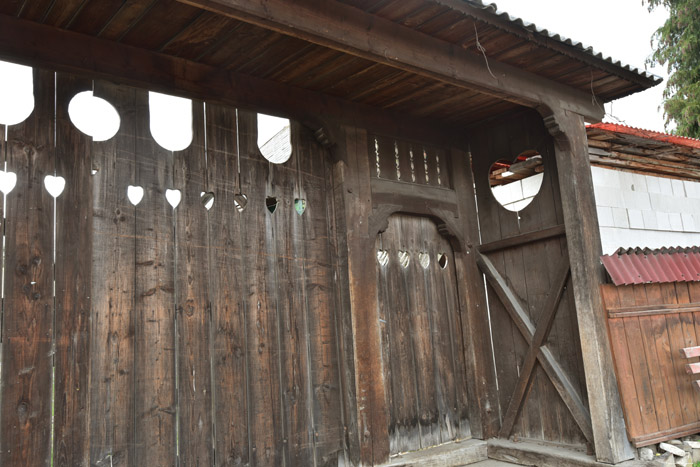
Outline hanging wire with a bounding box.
[474,24,497,80]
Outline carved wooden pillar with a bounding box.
[331,125,390,465]
[544,109,634,464]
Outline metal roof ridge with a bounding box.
[462,0,662,84]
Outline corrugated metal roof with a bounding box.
[464,0,662,85]
[601,247,700,285]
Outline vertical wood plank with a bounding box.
[174,100,213,465]
[601,285,644,440]
[90,81,137,466]
[206,103,250,465]
[0,68,54,467]
[295,125,344,465]
[132,90,176,465]
[53,73,93,466]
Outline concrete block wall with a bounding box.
[592,166,700,254]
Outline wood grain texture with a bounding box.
[604,282,700,447]
[89,80,138,466]
[174,100,214,465]
[206,103,251,466]
[0,68,54,467]
[53,72,93,467]
[132,89,177,466]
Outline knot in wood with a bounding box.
[17,401,29,425]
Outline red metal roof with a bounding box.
[601,247,700,286]
[587,123,700,149]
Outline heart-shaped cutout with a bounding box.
[398,250,410,269]
[266,196,278,214]
[44,175,66,198]
[376,249,389,267]
[0,170,17,195]
[200,191,215,210]
[488,150,544,212]
[165,189,181,209]
[127,185,144,206]
[437,253,448,269]
[294,198,306,216]
[418,252,430,269]
[234,193,248,213]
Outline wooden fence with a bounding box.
[0,70,344,466]
[602,282,700,446]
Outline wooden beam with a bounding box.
[478,224,566,254]
[546,110,635,463]
[608,303,700,319]
[685,363,700,375]
[176,0,605,121]
[0,14,456,147]
[681,346,700,359]
[477,252,593,444]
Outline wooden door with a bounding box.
[376,214,471,455]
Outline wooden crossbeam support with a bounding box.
[478,224,566,254]
[0,14,456,148]
[177,0,605,121]
[498,255,571,439]
[685,363,700,375]
[476,252,594,445]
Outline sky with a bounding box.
[492,0,670,132]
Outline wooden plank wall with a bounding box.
[376,214,471,455]
[0,70,344,466]
[469,110,590,448]
[602,282,700,447]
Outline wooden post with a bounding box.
[545,109,634,464]
[331,125,390,465]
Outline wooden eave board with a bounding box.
[0,0,652,126]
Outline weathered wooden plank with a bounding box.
[601,285,644,441]
[173,100,214,465]
[52,72,93,467]
[477,224,566,255]
[608,303,700,319]
[89,80,137,466]
[644,283,685,430]
[633,285,671,433]
[0,68,54,467]
[239,110,285,466]
[132,89,177,466]
[402,215,440,449]
[269,139,312,466]
[294,124,344,464]
[617,287,659,436]
[659,283,699,426]
[384,216,422,454]
[205,103,250,465]
[672,282,700,421]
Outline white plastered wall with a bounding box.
[592,166,700,254]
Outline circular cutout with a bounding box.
[437,253,448,269]
[488,151,544,212]
[68,91,121,141]
[0,61,34,126]
[258,113,291,164]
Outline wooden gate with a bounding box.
[376,214,471,454]
[470,111,592,448]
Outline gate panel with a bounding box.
[377,214,471,455]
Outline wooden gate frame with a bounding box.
[331,130,498,464]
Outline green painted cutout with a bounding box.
[294,198,306,216]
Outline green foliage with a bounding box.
[645,0,700,137]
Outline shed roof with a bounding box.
[601,247,700,286]
[0,0,661,135]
